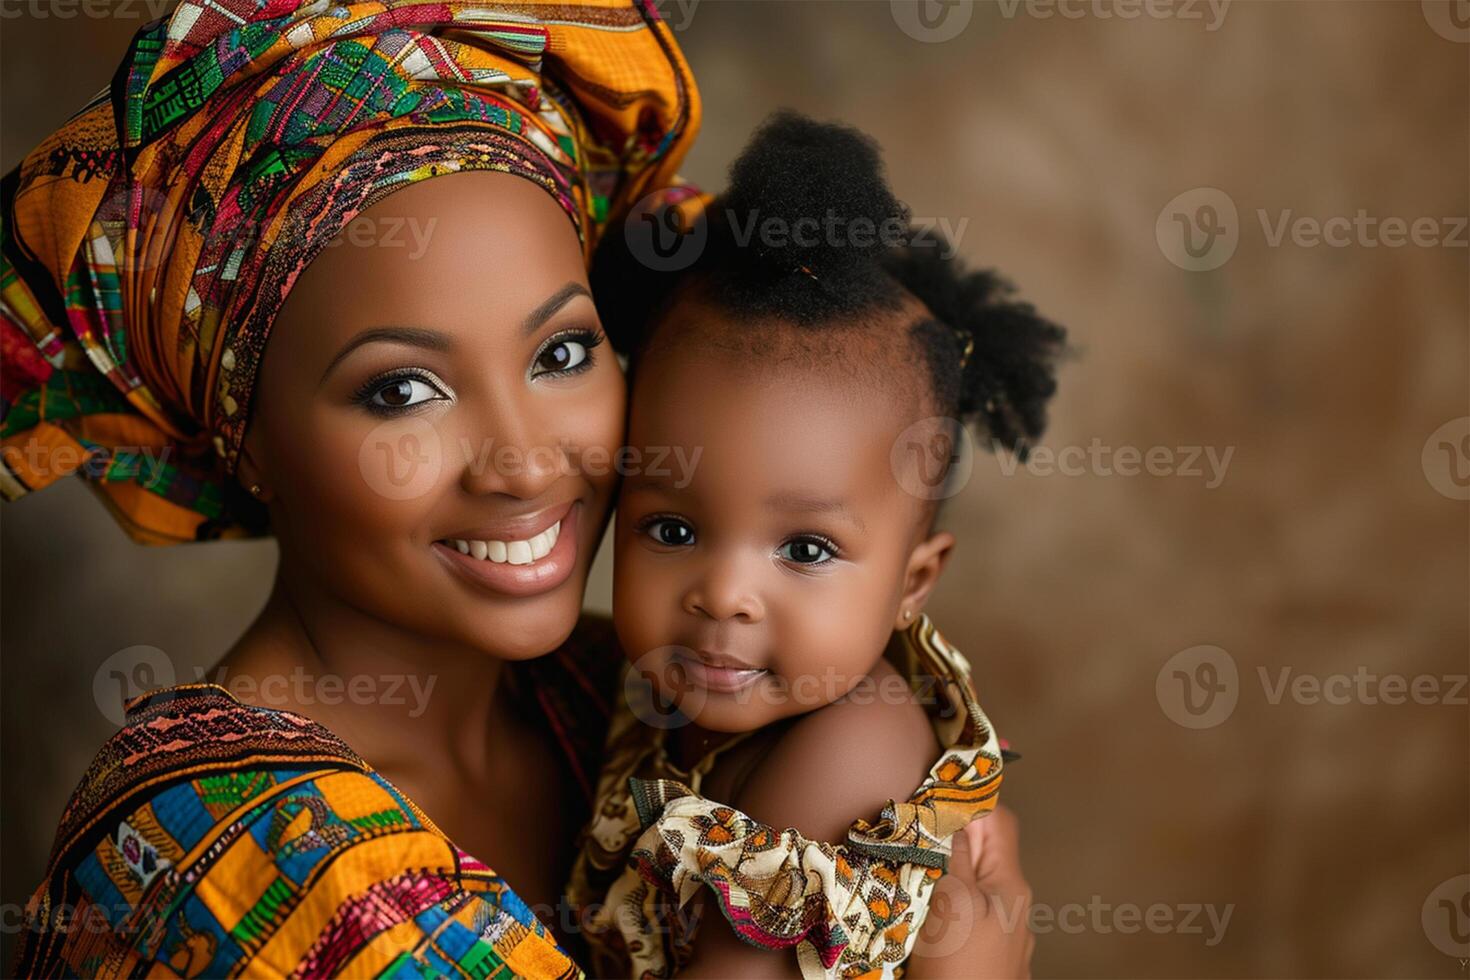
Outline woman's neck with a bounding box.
[217,568,520,784]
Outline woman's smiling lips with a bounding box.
[670,648,770,694]
[432,500,580,597]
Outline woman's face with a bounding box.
[241,171,624,660]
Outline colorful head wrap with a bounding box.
[0,0,699,544]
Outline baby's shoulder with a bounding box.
[732,659,941,844]
[788,657,937,762]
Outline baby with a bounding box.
[565,113,1065,979]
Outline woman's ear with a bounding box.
[894,529,955,630]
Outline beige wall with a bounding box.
[2,2,1466,975]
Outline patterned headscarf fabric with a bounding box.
[0,0,699,544]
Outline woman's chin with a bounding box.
[457,583,587,662]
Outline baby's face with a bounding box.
[613,307,940,732]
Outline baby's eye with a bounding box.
[644,518,695,547]
[778,537,834,565]
[370,377,443,411]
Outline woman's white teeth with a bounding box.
[448,521,560,566]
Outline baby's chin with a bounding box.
[677,683,823,733]
[680,702,776,734]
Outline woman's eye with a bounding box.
[534,338,590,376]
[779,538,834,565]
[369,377,442,410]
[645,519,695,547]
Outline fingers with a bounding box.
[945,818,981,885]
[975,805,1024,888]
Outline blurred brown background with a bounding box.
[2,1,1467,975]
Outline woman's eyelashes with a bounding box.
[350,326,603,416]
[531,327,604,379]
[353,368,453,417]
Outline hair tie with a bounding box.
[952,325,974,369]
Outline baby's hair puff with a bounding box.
[594,109,1068,460]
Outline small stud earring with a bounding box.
[903,609,914,622]
[249,484,263,499]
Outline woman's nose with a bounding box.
[681,556,765,624]
[457,415,567,500]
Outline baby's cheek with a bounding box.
[769,582,899,695]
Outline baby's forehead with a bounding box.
[632,295,932,418]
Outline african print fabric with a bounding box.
[11,616,623,978]
[564,614,1006,980]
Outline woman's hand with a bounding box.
[905,805,1035,979]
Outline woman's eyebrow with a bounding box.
[320,326,454,382]
[522,281,592,337]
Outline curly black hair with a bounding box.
[593,110,1066,459]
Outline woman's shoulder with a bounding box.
[13,682,579,978]
[48,682,368,851]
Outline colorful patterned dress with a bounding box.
[564,615,1006,980]
[11,619,623,978]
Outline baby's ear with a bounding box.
[894,529,956,630]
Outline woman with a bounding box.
[1,1,1033,976]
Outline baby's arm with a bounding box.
[676,658,941,979]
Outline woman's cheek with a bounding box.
[278,410,452,568]
[581,374,628,509]
[344,412,458,508]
